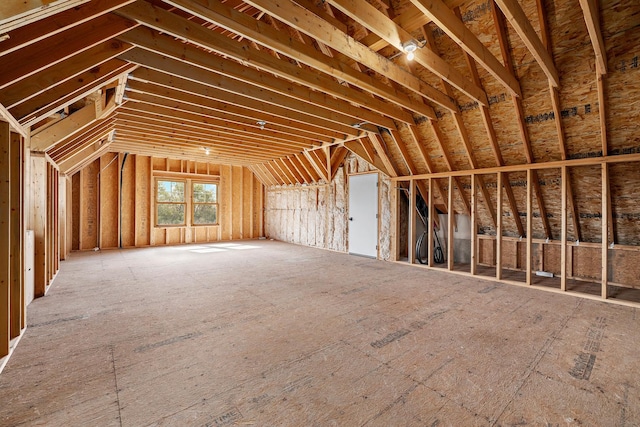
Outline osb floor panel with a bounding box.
[1,240,639,426]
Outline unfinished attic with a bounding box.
[1,0,640,424]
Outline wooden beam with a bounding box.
[242,0,457,111]
[0,14,137,90]
[303,150,328,182]
[115,111,313,150]
[343,140,388,175]
[155,0,436,120]
[470,173,477,275]
[526,169,533,286]
[393,152,640,181]
[0,121,10,358]
[9,132,23,338]
[496,172,503,280]
[0,0,91,34]
[10,61,135,125]
[447,175,454,270]
[367,133,398,177]
[601,163,608,299]
[30,95,112,152]
[409,180,417,264]
[327,0,487,106]
[119,46,362,137]
[493,0,560,86]
[0,0,135,56]
[115,4,399,129]
[329,147,349,181]
[409,0,521,97]
[125,80,340,142]
[122,97,330,145]
[0,103,28,138]
[0,40,133,113]
[579,0,607,74]
[492,3,551,239]
[428,178,435,267]
[561,166,567,291]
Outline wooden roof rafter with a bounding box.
[157,0,437,120]
[327,0,488,107]
[114,1,407,128]
[409,0,522,98]
[242,0,456,113]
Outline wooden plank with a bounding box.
[578,0,607,74]
[9,132,23,337]
[119,0,414,125]
[31,97,103,152]
[496,172,503,280]
[0,103,28,139]
[243,167,253,238]
[447,176,454,271]
[0,40,133,115]
[119,49,360,137]
[231,166,243,240]
[526,169,533,286]
[161,0,435,119]
[242,0,456,110]
[0,0,91,34]
[367,133,398,177]
[0,122,10,358]
[0,0,134,57]
[601,163,608,299]
[428,178,434,268]
[117,27,395,131]
[561,166,567,291]
[0,14,136,91]
[392,152,640,181]
[329,147,349,182]
[409,0,521,97]
[470,173,477,276]
[11,61,134,125]
[494,0,559,86]
[31,154,47,295]
[327,0,486,107]
[409,180,416,265]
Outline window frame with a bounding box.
[155,178,187,227]
[191,180,219,226]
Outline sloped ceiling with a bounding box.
[1,0,639,242]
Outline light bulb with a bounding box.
[205,148,210,155]
[407,51,415,61]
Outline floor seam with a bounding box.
[110,345,123,427]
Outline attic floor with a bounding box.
[0,240,638,426]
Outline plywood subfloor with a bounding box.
[1,240,639,426]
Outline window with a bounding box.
[192,182,218,225]
[156,180,185,225]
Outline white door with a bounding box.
[348,173,379,258]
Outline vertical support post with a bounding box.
[496,172,503,280]
[32,154,47,297]
[561,166,567,291]
[447,176,454,271]
[470,173,477,276]
[601,163,608,299]
[408,179,416,264]
[428,178,434,267]
[10,132,23,338]
[0,121,10,358]
[526,169,533,286]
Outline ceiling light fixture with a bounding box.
[204,147,210,155]
[402,40,420,61]
[257,120,266,130]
